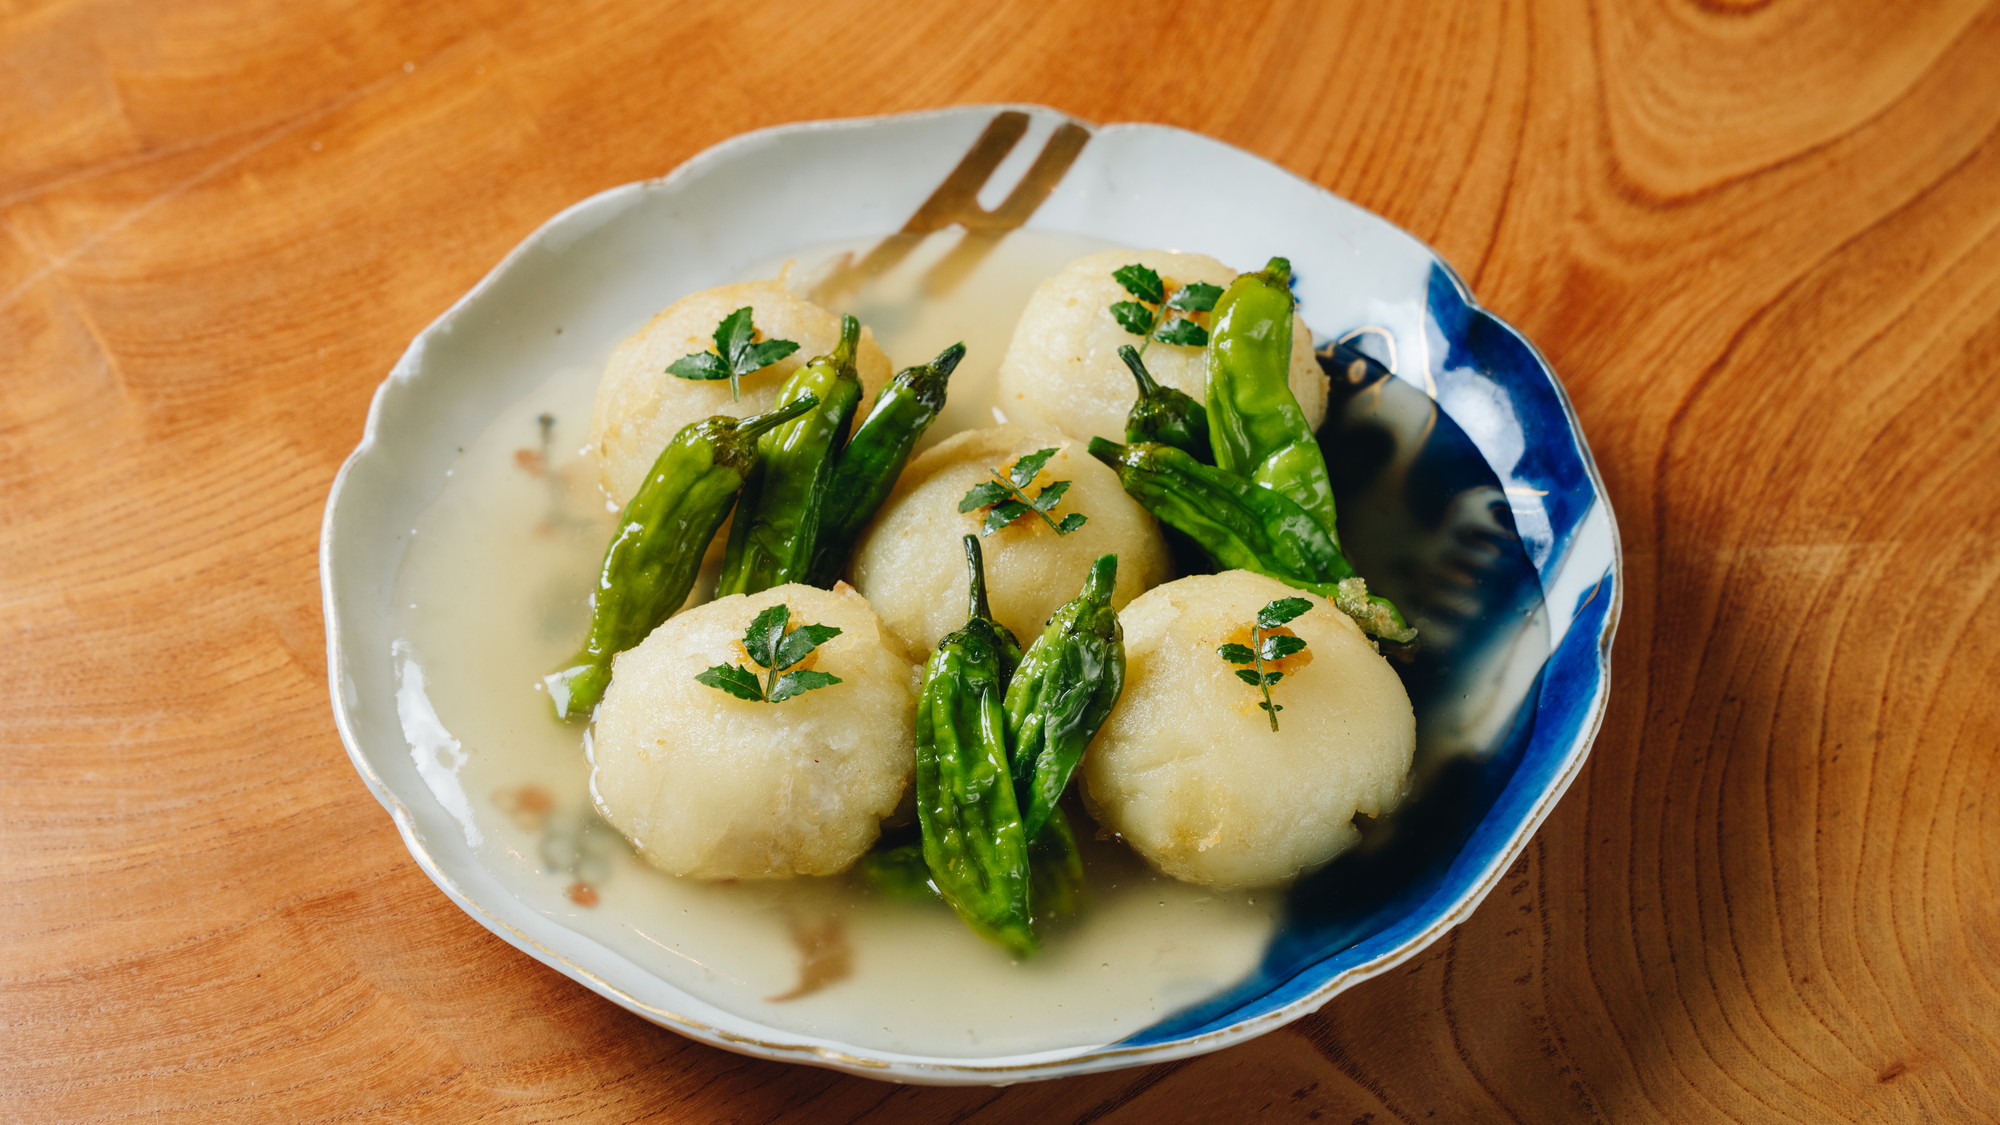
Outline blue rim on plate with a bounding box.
[321,104,1621,1083]
[1125,260,1618,1046]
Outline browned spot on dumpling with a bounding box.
[1217,622,1314,676]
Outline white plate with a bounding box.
[321,105,1620,1084]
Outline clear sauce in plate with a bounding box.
[388,228,1283,1058]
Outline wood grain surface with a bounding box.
[5,0,1998,1120]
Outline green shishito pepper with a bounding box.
[806,342,964,587]
[717,317,864,597]
[855,839,937,903]
[1088,438,1416,643]
[1090,437,1350,586]
[862,807,1081,926]
[1205,256,1343,547]
[1120,345,1210,460]
[544,395,820,719]
[915,535,1035,956]
[1004,553,1124,843]
[1028,805,1084,925]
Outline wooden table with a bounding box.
[7,1,1997,1120]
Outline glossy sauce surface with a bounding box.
[388,229,1283,1057]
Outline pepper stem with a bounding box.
[1082,553,1118,603]
[1118,345,1159,396]
[929,342,967,379]
[962,534,993,622]
[832,315,860,369]
[1086,435,1135,471]
[733,392,819,441]
[1261,256,1293,287]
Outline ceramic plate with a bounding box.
[321,105,1620,1084]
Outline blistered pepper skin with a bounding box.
[914,536,1036,956]
[1003,553,1124,843]
[1089,438,1414,642]
[1204,257,1343,546]
[718,317,864,596]
[1120,345,1210,461]
[807,342,964,587]
[545,395,818,719]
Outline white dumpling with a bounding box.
[1082,570,1414,889]
[589,583,914,880]
[848,423,1170,658]
[994,249,1328,445]
[590,279,895,505]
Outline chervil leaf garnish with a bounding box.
[960,448,1088,537]
[742,338,799,369]
[666,306,801,401]
[694,663,764,701]
[957,481,1009,512]
[1029,478,1071,511]
[666,351,730,382]
[768,669,841,703]
[1261,633,1307,661]
[775,622,842,671]
[1007,447,1058,487]
[1257,597,1312,630]
[1113,264,1165,305]
[1218,597,1314,731]
[1167,282,1222,312]
[1233,667,1277,688]
[982,499,1031,535]
[1151,318,1209,347]
[1108,265,1221,356]
[696,603,844,703]
[742,603,789,669]
[1109,301,1153,336]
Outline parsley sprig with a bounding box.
[695,603,843,703]
[1109,264,1223,355]
[1218,597,1312,731]
[666,307,800,401]
[959,448,1088,537]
